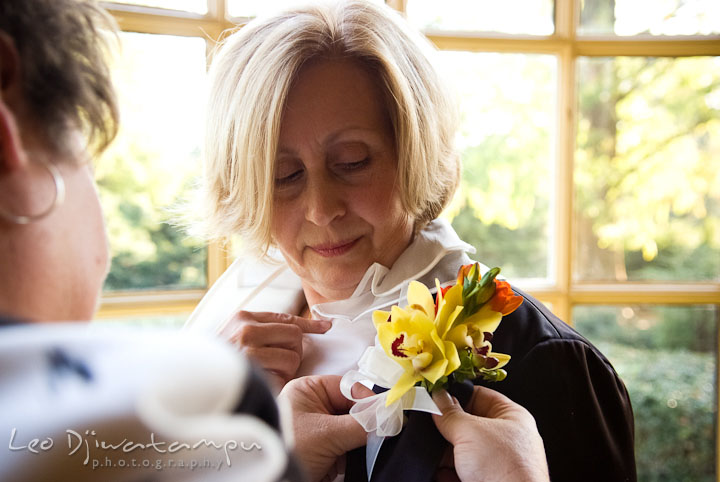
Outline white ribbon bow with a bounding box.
[340,344,441,480]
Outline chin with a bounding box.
[69,285,103,322]
[310,265,368,300]
[68,303,98,322]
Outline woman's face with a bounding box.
[271,59,414,305]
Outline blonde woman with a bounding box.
[188,1,636,481]
[191,0,464,384]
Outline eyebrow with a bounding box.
[277,147,299,157]
[276,127,384,157]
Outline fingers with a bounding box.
[244,347,300,382]
[432,389,463,414]
[230,322,304,351]
[466,385,511,418]
[229,324,302,382]
[263,371,286,392]
[350,382,375,400]
[431,390,469,444]
[279,375,354,414]
[222,310,332,383]
[293,316,333,334]
[282,375,370,417]
[312,375,356,414]
[236,311,332,334]
[467,386,534,424]
[325,413,368,455]
[279,376,367,460]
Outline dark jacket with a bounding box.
[485,288,636,481]
[347,288,636,482]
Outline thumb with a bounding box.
[325,413,368,455]
[431,389,469,444]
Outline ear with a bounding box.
[0,99,27,172]
[0,31,19,91]
[0,31,27,173]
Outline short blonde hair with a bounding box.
[201,0,459,254]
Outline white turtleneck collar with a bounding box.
[185,218,481,377]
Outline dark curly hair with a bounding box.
[0,0,119,156]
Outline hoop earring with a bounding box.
[0,161,66,225]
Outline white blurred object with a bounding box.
[0,324,291,482]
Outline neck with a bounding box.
[300,281,356,308]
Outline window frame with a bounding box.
[403,1,720,477]
[98,1,235,317]
[98,1,720,316]
[98,1,720,470]
[407,2,720,322]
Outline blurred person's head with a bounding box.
[202,0,459,304]
[0,0,119,321]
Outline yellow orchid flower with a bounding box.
[434,279,464,338]
[373,282,461,406]
[407,281,464,348]
[446,295,511,377]
[372,266,518,406]
[446,303,502,350]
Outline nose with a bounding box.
[303,174,346,226]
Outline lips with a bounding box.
[308,237,361,257]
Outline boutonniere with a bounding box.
[340,263,523,478]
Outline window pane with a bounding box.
[579,0,720,36]
[574,305,717,481]
[227,0,383,18]
[406,0,554,35]
[98,32,207,291]
[574,57,720,282]
[437,52,556,281]
[104,0,208,14]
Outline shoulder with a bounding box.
[494,286,630,407]
[486,288,637,481]
[0,314,24,327]
[493,285,612,369]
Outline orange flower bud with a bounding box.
[456,263,475,284]
[489,280,523,316]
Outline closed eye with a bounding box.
[337,158,370,172]
[275,169,303,185]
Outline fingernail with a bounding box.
[431,389,454,411]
